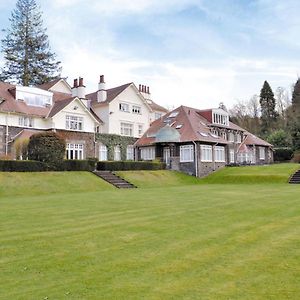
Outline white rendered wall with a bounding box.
[107,86,152,137]
[93,105,110,134]
[49,81,72,94]
[52,99,97,133]
[0,112,52,129]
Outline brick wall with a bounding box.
[56,130,96,158]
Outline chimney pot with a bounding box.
[100,75,105,83]
[139,84,141,92]
[79,77,84,87]
[147,86,150,94]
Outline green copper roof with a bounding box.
[155,125,180,143]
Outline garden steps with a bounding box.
[289,169,300,184]
[92,171,136,189]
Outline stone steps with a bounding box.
[92,171,136,189]
[289,170,300,184]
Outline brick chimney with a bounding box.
[71,78,78,97]
[139,83,151,100]
[97,75,107,102]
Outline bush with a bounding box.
[0,160,48,172]
[28,132,66,169]
[273,147,293,162]
[58,159,96,171]
[97,161,166,171]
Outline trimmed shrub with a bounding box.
[0,160,48,172]
[58,159,96,171]
[273,147,293,162]
[97,161,166,171]
[28,132,66,169]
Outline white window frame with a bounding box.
[126,145,134,160]
[114,145,121,161]
[66,143,84,160]
[259,147,265,160]
[201,145,213,162]
[119,102,130,112]
[138,124,143,137]
[228,132,235,142]
[19,116,34,128]
[214,146,225,163]
[180,145,194,162]
[120,122,133,137]
[230,149,235,163]
[132,105,141,114]
[140,147,155,161]
[66,115,83,131]
[236,134,242,143]
[99,143,108,161]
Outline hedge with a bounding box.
[96,161,166,171]
[0,159,97,172]
[273,147,293,162]
[58,159,97,171]
[0,160,48,172]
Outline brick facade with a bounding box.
[56,130,96,159]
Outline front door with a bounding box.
[163,147,171,167]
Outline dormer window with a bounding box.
[15,86,53,107]
[212,109,229,126]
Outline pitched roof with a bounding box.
[37,79,62,91]
[136,105,229,146]
[48,97,75,117]
[0,81,101,123]
[86,83,132,106]
[243,132,272,147]
[146,99,168,113]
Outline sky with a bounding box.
[0,0,300,109]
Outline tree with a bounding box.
[292,78,300,108]
[267,129,291,148]
[287,79,300,150]
[0,0,61,86]
[259,81,278,135]
[28,132,65,167]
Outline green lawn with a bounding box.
[1,166,300,299]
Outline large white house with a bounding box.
[0,76,168,159]
[85,75,168,138]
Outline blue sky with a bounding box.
[0,0,300,109]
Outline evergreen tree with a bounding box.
[288,78,300,150]
[259,80,278,134]
[0,0,61,86]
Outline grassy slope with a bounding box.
[0,171,113,197]
[200,163,300,184]
[1,184,300,299]
[116,170,201,188]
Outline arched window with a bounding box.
[99,143,108,161]
[114,145,121,161]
